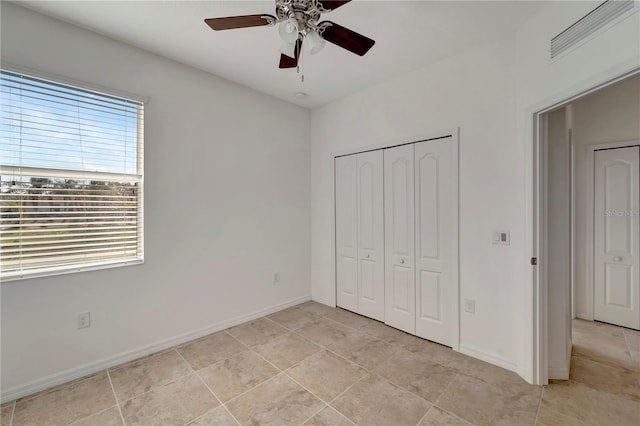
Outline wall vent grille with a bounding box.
[550,0,636,59]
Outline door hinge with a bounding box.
[531,257,538,266]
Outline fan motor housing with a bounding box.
[276,0,322,32]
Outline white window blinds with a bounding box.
[0,69,144,279]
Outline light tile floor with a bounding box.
[2,302,639,426]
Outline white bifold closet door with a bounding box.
[335,151,385,321]
[384,144,416,334]
[414,139,455,346]
[335,155,358,312]
[384,139,456,346]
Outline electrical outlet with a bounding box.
[464,299,475,314]
[77,311,91,329]
[273,272,280,283]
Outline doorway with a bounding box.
[537,72,640,382]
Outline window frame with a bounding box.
[0,64,146,282]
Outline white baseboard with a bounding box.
[549,349,572,380]
[458,344,518,373]
[1,295,311,404]
[548,366,570,380]
[310,296,335,308]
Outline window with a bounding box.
[0,69,144,280]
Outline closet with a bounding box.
[335,136,458,347]
[335,150,385,321]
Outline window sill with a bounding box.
[0,259,144,283]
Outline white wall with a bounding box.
[545,107,572,379]
[515,0,638,383]
[1,3,311,401]
[311,1,639,382]
[572,74,640,320]
[312,36,523,370]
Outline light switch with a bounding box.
[492,231,510,245]
[464,299,475,314]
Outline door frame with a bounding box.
[332,127,460,351]
[588,140,640,321]
[528,67,640,385]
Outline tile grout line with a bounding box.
[67,405,122,426]
[223,325,367,426]
[180,342,296,418]
[428,369,458,406]
[108,366,195,408]
[572,351,635,373]
[213,369,284,411]
[415,404,475,426]
[236,317,381,425]
[262,323,369,376]
[106,369,127,426]
[192,373,241,426]
[433,371,458,406]
[223,330,333,407]
[296,372,368,426]
[173,349,241,426]
[417,373,473,426]
[269,317,391,379]
[267,306,408,349]
[429,405,473,426]
[414,406,433,426]
[267,308,468,414]
[569,356,640,402]
[324,405,358,426]
[9,400,16,426]
[108,347,177,374]
[324,373,369,420]
[319,335,446,410]
[296,403,330,426]
[622,331,639,368]
[275,316,391,375]
[266,308,374,338]
[533,384,545,426]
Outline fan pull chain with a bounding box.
[298,38,305,83]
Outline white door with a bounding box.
[594,146,640,330]
[414,139,456,346]
[335,154,358,312]
[357,150,385,321]
[384,144,416,334]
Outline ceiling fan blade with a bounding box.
[319,21,375,56]
[279,39,303,69]
[204,14,275,31]
[317,1,352,10]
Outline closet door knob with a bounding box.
[400,259,405,264]
[614,256,623,262]
[366,254,370,259]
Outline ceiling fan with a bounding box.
[204,0,375,69]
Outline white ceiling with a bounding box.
[16,1,545,108]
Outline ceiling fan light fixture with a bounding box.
[204,1,376,71]
[306,30,326,55]
[278,17,299,43]
[279,41,296,59]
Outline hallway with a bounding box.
[538,319,639,425]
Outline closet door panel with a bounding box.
[357,150,385,321]
[335,154,359,312]
[415,139,453,346]
[384,144,416,334]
